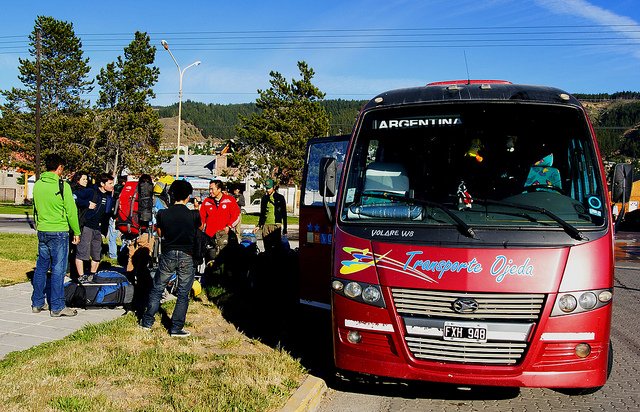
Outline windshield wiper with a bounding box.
[360,191,477,239]
[475,198,588,241]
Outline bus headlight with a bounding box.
[578,292,597,310]
[598,290,613,303]
[331,278,386,308]
[362,286,381,303]
[558,294,577,313]
[331,280,344,291]
[551,288,613,316]
[344,282,362,298]
[347,330,362,344]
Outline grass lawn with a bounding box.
[241,214,299,226]
[0,204,32,215]
[0,234,118,286]
[0,233,37,285]
[0,298,305,411]
[0,231,307,411]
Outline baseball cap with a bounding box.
[265,179,275,189]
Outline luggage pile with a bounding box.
[64,270,134,309]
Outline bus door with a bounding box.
[299,135,350,309]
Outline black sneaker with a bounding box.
[170,329,191,338]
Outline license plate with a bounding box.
[443,322,488,343]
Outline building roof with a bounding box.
[159,154,218,178]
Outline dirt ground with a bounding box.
[0,258,32,285]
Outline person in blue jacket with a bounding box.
[74,173,114,279]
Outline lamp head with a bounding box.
[195,61,202,66]
[161,40,169,50]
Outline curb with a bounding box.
[281,375,327,412]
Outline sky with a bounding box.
[1,0,639,106]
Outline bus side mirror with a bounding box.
[611,163,633,203]
[320,157,337,197]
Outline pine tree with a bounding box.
[234,61,329,187]
[96,31,166,176]
[0,16,95,173]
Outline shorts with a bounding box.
[76,226,103,262]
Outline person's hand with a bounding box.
[89,201,96,209]
[253,226,259,233]
[72,235,80,245]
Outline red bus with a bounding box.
[299,81,616,393]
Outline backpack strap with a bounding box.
[58,179,65,201]
[126,188,138,233]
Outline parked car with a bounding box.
[242,198,261,214]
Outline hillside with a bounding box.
[159,116,208,147]
[158,100,366,139]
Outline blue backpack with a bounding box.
[64,270,134,308]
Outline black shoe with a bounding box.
[170,329,191,338]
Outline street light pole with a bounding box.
[161,40,201,178]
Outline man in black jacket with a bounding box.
[140,179,200,337]
[255,179,287,254]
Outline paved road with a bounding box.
[0,214,36,234]
[0,282,126,359]
[315,234,640,412]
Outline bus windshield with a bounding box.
[340,102,606,230]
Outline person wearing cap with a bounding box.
[255,178,287,254]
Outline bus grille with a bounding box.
[392,289,545,321]
[391,288,545,365]
[405,336,527,365]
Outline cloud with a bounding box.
[536,0,640,58]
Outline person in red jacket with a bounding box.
[199,180,241,269]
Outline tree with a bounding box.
[96,31,166,176]
[234,61,330,187]
[0,16,95,173]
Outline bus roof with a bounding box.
[364,82,581,110]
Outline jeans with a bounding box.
[107,217,118,259]
[31,231,69,312]
[141,250,194,332]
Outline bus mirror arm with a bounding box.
[320,157,337,223]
